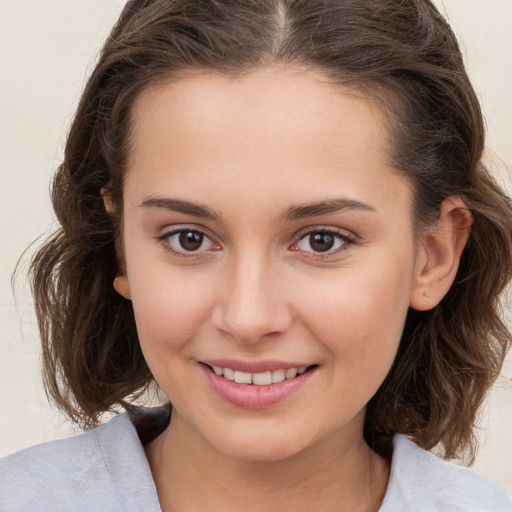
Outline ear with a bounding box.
[410,197,472,311]
[101,187,131,301]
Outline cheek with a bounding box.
[128,266,215,357]
[296,256,413,372]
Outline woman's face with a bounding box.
[117,66,424,461]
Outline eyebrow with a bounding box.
[140,196,376,223]
[281,198,376,221]
[140,197,221,221]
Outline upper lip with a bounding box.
[200,359,312,373]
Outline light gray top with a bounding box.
[1,413,511,511]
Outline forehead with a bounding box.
[130,66,388,160]
[125,66,410,218]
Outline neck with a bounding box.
[144,411,390,512]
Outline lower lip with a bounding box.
[200,364,315,409]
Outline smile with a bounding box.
[208,365,308,385]
[201,362,317,409]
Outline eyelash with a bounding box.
[157,227,219,259]
[156,226,355,260]
[291,228,355,259]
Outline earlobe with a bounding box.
[101,186,115,215]
[114,274,131,300]
[102,187,131,300]
[410,197,472,311]
[112,238,132,300]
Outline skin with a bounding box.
[108,66,470,512]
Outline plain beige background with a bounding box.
[1,0,511,492]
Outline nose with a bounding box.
[211,252,293,345]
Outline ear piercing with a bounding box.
[423,290,431,297]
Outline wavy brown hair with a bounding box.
[29,0,512,462]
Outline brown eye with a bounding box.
[163,229,217,254]
[309,232,335,252]
[295,230,348,254]
[178,231,204,251]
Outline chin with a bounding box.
[205,422,316,463]
[221,440,305,463]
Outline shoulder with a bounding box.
[0,413,160,512]
[380,435,512,512]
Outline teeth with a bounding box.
[271,369,285,383]
[223,367,234,381]
[210,365,309,385]
[234,371,252,384]
[252,371,272,385]
[284,367,297,379]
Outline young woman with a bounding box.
[1,1,511,511]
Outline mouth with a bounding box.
[202,363,316,385]
[199,361,317,409]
